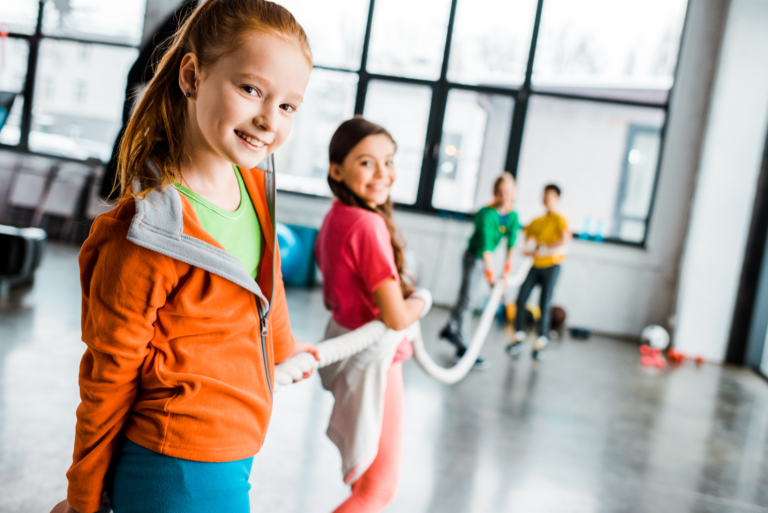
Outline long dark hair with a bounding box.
[328,117,414,297]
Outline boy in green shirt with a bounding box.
[440,173,521,369]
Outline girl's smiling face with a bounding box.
[180,31,312,169]
[329,134,396,208]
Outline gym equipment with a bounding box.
[274,321,420,390]
[666,348,705,366]
[274,258,534,387]
[569,327,591,340]
[503,303,542,325]
[276,223,302,279]
[0,224,46,297]
[496,303,506,323]
[276,223,319,287]
[639,345,667,368]
[284,225,318,287]
[551,306,566,329]
[505,303,517,322]
[641,325,670,350]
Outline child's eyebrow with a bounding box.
[356,153,394,160]
[236,72,272,85]
[285,92,305,104]
[237,72,304,103]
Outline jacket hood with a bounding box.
[126,157,277,313]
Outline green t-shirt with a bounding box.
[467,206,521,258]
[175,166,262,278]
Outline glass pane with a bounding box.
[432,89,514,212]
[42,0,146,45]
[274,69,358,196]
[0,96,24,145]
[516,95,665,243]
[761,329,768,378]
[0,38,30,145]
[533,0,688,103]
[276,0,369,70]
[30,40,138,161]
[363,80,432,204]
[366,0,452,80]
[0,0,40,34]
[447,0,537,87]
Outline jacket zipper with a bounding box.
[260,160,277,399]
[257,301,272,397]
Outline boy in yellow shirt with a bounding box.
[507,184,571,360]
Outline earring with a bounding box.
[185,92,191,98]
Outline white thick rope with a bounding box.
[411,257,532,384]
[274,259,533,389]
[274,322,422,391]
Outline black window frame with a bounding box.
[0,1,141,156]
[1,0,690,248]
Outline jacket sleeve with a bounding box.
[269,252,296,364]
[66,217,172,513]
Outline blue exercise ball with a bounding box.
[276,223,303,280]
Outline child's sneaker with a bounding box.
[506,330,526,356]
[455,345,489,370]
[505,341,524,356]
[532,336,549,360]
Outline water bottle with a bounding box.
[594,220,605,242]
[579,218,591,240]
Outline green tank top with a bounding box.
[174,166,262,278]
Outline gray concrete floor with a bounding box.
[2,243,768,513]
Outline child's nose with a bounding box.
[253,104,279,134]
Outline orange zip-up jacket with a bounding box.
[66,159,295,513]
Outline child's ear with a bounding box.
[329,163,344,183]
[179,53,201,99]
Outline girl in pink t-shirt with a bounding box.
[315,117,431,513]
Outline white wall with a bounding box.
[275,0,728,337]
[674,0,768,362]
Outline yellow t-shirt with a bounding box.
[525,212,569,268]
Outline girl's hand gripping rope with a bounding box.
[287,341,320,382]
[409,288,433,318]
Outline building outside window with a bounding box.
[73,80,87,104]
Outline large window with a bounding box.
[275,0,689,245]
[0,0,141,160]
[516,96,665,243]
[2,0,690,246]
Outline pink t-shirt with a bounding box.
[316,201,412,362]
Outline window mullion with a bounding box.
[504,0,544,177]
[354,0,377,114]
[19,0,45,151]
[413,0,459,210]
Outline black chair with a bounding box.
[0,225,46,298]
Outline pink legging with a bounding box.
[333,362,404,513]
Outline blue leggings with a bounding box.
[107,438,253,513]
